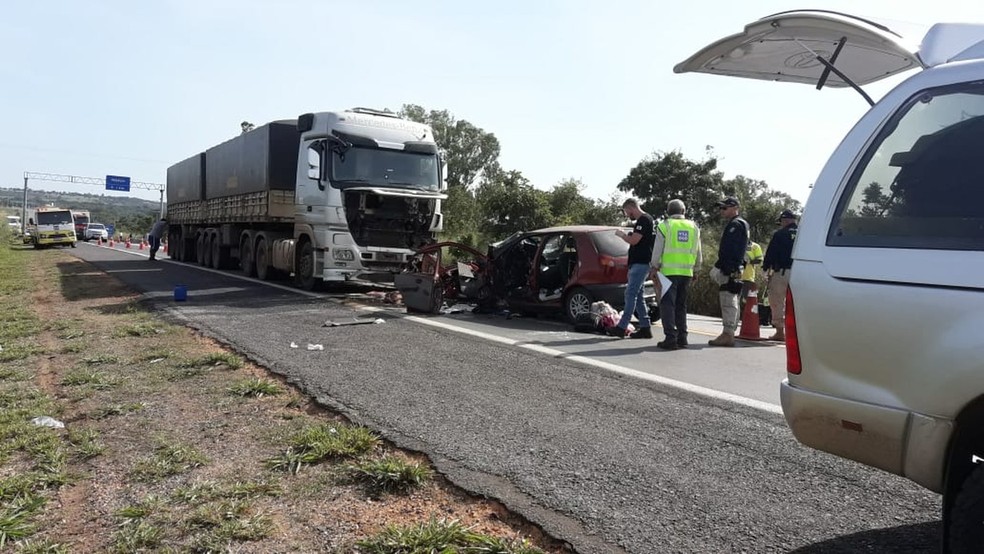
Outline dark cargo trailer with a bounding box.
[204,121,299,200]
[166,153,205,204]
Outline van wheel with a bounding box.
[949,463,984,553]
[295,241,316,291]
[564,287,593,323]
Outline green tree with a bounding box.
[616,148,724,226]
[476,169,552,238]
[721,175,802,244]
[548,179,623,226]
[860,182,890,217]
[241,121,255,134]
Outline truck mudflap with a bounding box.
[343,189,442,250]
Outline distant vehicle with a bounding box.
[166,108,447,288]
[676,10,984,550]
[396,225,657,322]
[84,223,108,241]
[27,208,76,249]
[71,210,90,239]
[6,215,21,235]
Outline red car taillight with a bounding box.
[785,287,802,375]
[599,255,616,274]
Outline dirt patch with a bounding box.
[4,249,572,553]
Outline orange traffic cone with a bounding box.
[109,238,114,247]
[125,240,131,249]
[162,242,168,254]
[138,240,145,250]
[737,288,765,341]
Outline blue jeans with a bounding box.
[617,263,652,330]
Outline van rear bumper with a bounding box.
[780,380,951,493]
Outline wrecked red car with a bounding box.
[395,225,657,322]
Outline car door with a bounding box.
[533,233,568,306]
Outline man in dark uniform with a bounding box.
[708,196,749,347]
[763,208,798,341]
[608,198,655,339]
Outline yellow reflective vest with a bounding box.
[657,218,700,276]
[741,241,763,281]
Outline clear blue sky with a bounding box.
[2,1,980,204]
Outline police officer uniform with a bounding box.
[709,196,749,346]
[763,209,798,341]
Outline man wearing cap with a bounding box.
[763,209,798,341]
[708,196,749,347]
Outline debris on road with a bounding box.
[323,318,386,327]
[306,344,324,351]
[31,416,65,429]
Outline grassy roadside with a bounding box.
[0,235,569,553]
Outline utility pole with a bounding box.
[21,175,27,234]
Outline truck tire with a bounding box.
[295,241,317,291]
[196,233,206,266]
[240,235,256,277]
[255,237,271,281]
[202,234,214,268]
[949,463,984,553]
[210,234,225,270]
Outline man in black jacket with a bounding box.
[763,209,798,341]
[708,196,749,347]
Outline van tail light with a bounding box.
[785,287,802,375]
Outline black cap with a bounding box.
[715,196,740,208]
[778,209,798,221]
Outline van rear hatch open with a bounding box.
[674,10,984,104]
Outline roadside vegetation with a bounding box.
[0,230,566,553]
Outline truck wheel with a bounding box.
[196,234,206,266]
[255,237,271,281]
[949,463,984,553]
[210,234,225,269]
[564,287,594,323]
[71,242,77,248]
[295,241,317,291]
[202,234,214,268]
[240,235,256,277]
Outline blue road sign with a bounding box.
[106,175,131,192]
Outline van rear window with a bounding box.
[589,230,630,256]
[829,83,984,251]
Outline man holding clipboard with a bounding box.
[650,199,702,350]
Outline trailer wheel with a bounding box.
[202,234,213,268]
[210,233,225,270]
[255,237,271,281]
[296,241,317,291]
[240,234,256,277]
[196,233,206,266]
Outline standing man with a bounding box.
[763,209,798,341]
[708,196,749,347]
[147,217,168,261]
[650,199,701,350]
[609,198,655,339]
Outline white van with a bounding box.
[677,10,984,552]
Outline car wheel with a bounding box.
[295,241,316,290]
[949,463,984,553]
[564,287,593,323]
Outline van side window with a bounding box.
[829,83,984,251]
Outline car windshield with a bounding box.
[589,229,630,257]
[331,146,439,191]
[37,211,73,225]
[88,224,105,230]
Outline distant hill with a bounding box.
[0,187,162,237]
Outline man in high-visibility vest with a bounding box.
[650,199,702,350]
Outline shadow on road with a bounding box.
[789,520,940,553]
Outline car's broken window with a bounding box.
[829,82,984,251]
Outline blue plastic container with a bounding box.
[173,285,188,302]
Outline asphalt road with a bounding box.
[68,243,942,553]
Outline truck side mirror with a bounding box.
[440,159,448,192]
[307,140,325,190]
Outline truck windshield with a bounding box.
[331,146,439,191]
[37,211,73,225]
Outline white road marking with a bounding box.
[85,243,782,415]
[400,314,783,415]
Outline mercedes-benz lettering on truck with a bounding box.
[166,108,447,288]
